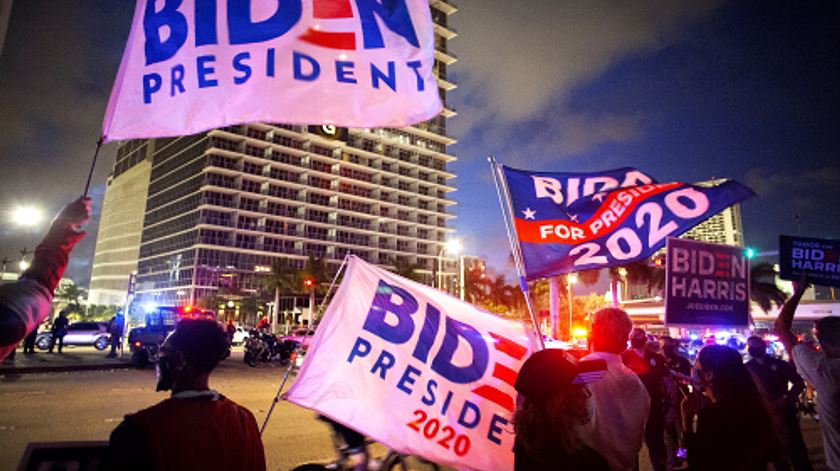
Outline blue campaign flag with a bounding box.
[499,166,755,280]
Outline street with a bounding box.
[0,351,353,470]
[0,349,830,470]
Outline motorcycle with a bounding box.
[244,331,298,367]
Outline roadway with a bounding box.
[0,351,347,470]
[0,349,830,470]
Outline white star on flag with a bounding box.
[568,213,579,222]
[522,208,537,220]
[592,193,606,202]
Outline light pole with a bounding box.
[617,267,628,303]
[304,277,315,328]
[567,273,578,339]
[436,239,463,293]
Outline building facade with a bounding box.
[87,140,154,306]
[91,1,459,312]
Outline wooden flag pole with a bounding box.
[82,138,104,198]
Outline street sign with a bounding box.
[665,238,751,327]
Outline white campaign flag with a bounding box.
[286,256,539,471]
[102,0,442,142]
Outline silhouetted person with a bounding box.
[514,348,609,471]
[48,310,69,353]
[660,336,691,469]
[106,319,265,470]
[22,326,37,354]
[622,328,669,471]
[776,277,840,470]
[746,336,811,471]
[580,308,650,471]
[683,345,776,471]
[0,198,90,360]
[106,311,125,358]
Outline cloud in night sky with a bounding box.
[1,1,838,289]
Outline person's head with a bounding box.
[629,328,647,350]
[695,345,760,406]
[58,310,67,318]
[746,336,767,359]
[514,349,606,455]
[660,336,678,357]
[815,316,840,358]
[156,319,229,392]
[590,307,633,354]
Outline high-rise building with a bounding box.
[90,1,459,314]
[87,140,155,305]
[680,180,744,247]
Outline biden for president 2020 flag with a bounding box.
[499,166,755,280]
[102,0,442,142]
[285,256,539,471]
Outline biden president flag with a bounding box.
[102,0,443,142]
[498,166,755,280]
[286,256,540,471]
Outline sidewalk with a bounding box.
[0,347,133,375]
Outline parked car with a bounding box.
[36,322,111,351]
[231,326,249,346]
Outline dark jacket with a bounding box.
[107,395,265,471]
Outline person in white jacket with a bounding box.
[580,307,651,471]
[0,197,90,360]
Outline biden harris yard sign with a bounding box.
[285,256,539,471]
[779,235,840,288]
[102,0,442,142]
[665,238,751,327]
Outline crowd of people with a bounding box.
[1,198,838,471]
[514,296,840,471]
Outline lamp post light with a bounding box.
[567,273,578,339]
[10,205,44,228]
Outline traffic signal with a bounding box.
[745,247,756,259]
[303,277,315,289]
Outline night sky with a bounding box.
[0,1,838,287]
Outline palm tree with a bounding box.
[464,261,491,304]
[750,262,787,313]
[55,283,87,316]
[240,290,267,327]
[390,257,424,283]
[302,255,331,296]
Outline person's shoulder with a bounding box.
[221,397,259,421]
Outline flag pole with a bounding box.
[488,156,545,350]
[83,137,104,198]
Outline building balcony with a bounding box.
[434,49,458,65]
[430,0,457,15]
[434,23,457,40]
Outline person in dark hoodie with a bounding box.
[106,319,265,471]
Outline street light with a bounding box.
[10,205,44,227]
[567,273,578,340]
